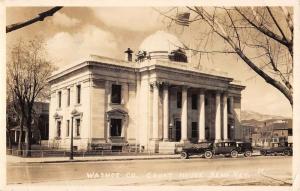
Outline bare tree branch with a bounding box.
[6,6,63,33]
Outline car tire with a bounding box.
[230,150,238,158]
[244,151,252,157]
[283,150,290,156]
[204,151,213,159]
[260,150,267,156]
[180,152,189,159]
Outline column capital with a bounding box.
[162,81,170,88]
[150,81,163,88]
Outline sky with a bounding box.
[6,7,293,118]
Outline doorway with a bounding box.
[175,120,181,142]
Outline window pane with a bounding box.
[110,118,122,136]
[76,119,80,136]
[67,89,70,106]
[111,84,122,104]
[58,91,62,108]
[77,85,81,104]
[57,121,61,137]
[66,120,70,137]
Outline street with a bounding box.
[7,156,292,186]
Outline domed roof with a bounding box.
[139,30,185,53]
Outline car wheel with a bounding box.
[230,150,238,158]
[244,151,252,157]
[260,150,267,156]
[283,150,290,156]
[180,152,189,159]
[204,151,213,159]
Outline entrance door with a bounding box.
[175,121,181,142]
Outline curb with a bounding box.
[10,156,180,164]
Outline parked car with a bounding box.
[236,142,253,157]
[180,141,240,159]
[180,142,213,159]
[260,142,292,156]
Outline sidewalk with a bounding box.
[6,151,262,164]
[6,154,180,164]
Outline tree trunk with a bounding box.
[24,115,32,157]
[18,114,24,156]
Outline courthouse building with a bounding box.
[48,31,245,153]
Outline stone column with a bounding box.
[152,82,159,140]
[198,90,206,142]
[163,83,169,141]
[181,86,188,142]
[223,93,228,141]
[215,92,221,142]
[107,119,111,143]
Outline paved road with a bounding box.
[7,156,292,186]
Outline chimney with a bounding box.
[124,48,133,62]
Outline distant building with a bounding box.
[48,31,245,153]
[242,119,292,146]
[9,102,49,144]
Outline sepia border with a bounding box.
[1,0,299,191]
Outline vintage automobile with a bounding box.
[260,142,293,156]
[236,142,253,157]
[180,141,240,159]
[180,142,213,159]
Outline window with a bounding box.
[191,122,198,138]
[66,120,70,137]
[76,85,81,104]
[75,119,81,137]
[205,98,208,106]
[110,118,122,137]
[177,91,182,108]
[67,88,70,106]
[192,94,198,110]
[58,91,62,108]
[57,121,61,138]
[111,84,122,104]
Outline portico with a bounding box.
[150,81,235,144]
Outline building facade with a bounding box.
[48,31,245,153]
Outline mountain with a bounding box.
[241,110,287,122]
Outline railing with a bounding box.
[6,148,162,158]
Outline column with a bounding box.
[107,119,111,142]
[152,82,159,140]
[181,86,188,142]
[215,92,221,142]
[223,93,228,140]
[198,90,205,142]
[163,83,169,141]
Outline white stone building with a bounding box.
[48,31,245,153]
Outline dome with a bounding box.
[139,31,185,53]
[137,31,188,63]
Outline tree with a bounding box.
[6,6,63,33]
[157,7,293,106]
[7,38,55,156]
